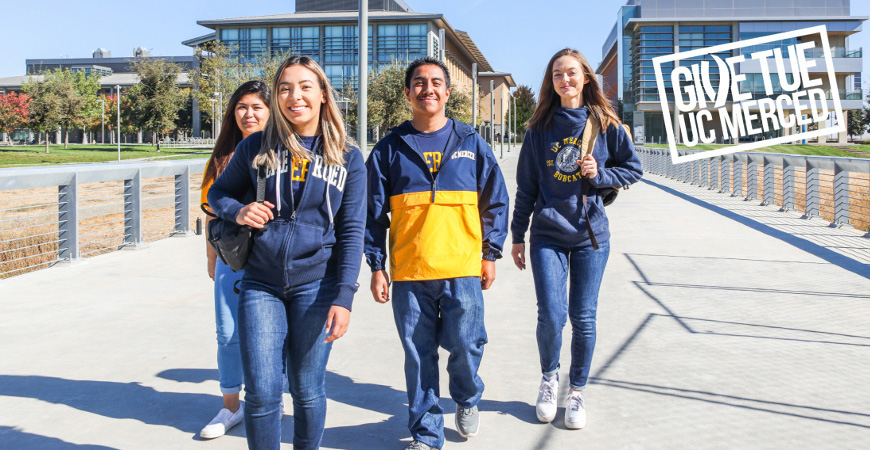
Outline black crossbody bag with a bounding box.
[202,166,268,272]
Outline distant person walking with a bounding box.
[365,56,509,450]
[200,80,271,439]
[208,56,366,450]
[510,48,642,429]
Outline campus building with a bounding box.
[596,0,866,144]
[183,0,515,138]
[0,49,195,144]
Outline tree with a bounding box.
[368,63,412,132]
[23,68,99,150]
[509,85,536,133]
[125,57,186,146]
[847,109,864,141]
[445,88,472,125]
[0,92,30,144]
[190,42,292,133]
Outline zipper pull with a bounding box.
[291,210,296,220]
[431,181,436,203]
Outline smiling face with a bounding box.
[405,64,450,119]
[277,64,326,136]
[234,93,269,139]
[552,55,589,106]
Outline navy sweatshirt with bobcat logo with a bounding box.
[510,106,643,249]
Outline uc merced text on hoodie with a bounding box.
[511,106,643,249]
[208,131,367,311]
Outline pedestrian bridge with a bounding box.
[2,147,869,448]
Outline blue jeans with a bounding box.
[238,276,337,450]
[530,241,610,390]
[215,260,244,395]
[391,277,487,450]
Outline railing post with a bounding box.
[733,158,743,197]
[682,161,690,183]
[762,159,775,206]
[701,159,709,187]
[57,173,79,261]
[746,160,758,201]
[782,160,796,212]
[174,166,191,235]
[833,165,850,227]
[709,158,719,190]
[124,170,143,246]
[805,165,820,219]
[693,160,700,186]
[720,156,730,194]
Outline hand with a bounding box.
[324,305,350,343]
[480,260,496,290]
[511,243,526,270]
[236,201,276,228]
[371,270,391,303]
[578,155,598,179]
[207,253,217,280]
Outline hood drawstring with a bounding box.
[275,144,282,215]
[325,180,334,229]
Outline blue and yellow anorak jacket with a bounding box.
[364,119,509,281]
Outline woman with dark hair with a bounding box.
[200,80,270,439]
[510,48,642,430]
[207,56,366,449]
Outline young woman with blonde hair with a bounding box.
[208,56,366,449]
[510,48,642,430]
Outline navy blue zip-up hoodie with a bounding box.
[208,131,367,310]
[511,106,643,248]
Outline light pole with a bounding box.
[115,85,121,161]
[513,95,517,146]
[214,91,223,138]
[209,99,217,138]
[358,0,368,150]
[97,98,105,145]
[489,80,494,150]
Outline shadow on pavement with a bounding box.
[640,178,870,279]
[156,368,220,384]
[0,375,220,435]
[0,426,118,449]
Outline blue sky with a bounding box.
[1,0,869,96]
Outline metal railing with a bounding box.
[637,147,870,235]
[159,138,216,149]
[0,159,207,278]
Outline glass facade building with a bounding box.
[204,18,433,91]
[597,0,865,144]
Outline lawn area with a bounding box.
[644,143,870,159]
[0,144,210,168]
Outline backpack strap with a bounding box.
[579,113,601,251]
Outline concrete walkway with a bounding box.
[2,146,870,449]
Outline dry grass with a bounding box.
[0,174,205,279]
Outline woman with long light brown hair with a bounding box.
[510,48,642,430]
[207,56,366,449]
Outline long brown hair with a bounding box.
[527,48,620,132]
[202,80,270,187]
[255,56,353,170]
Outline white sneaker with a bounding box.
[564,391,586,429]
[200,406,244,439]
[536,376,559,423]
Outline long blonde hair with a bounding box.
[527,48,620,132]
[255,56,353,169]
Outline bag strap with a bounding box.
[255,165,267,203]
[578,113,601,251]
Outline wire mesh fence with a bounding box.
[0,160,207,279]
[638,147,870,235]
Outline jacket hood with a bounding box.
[552,106,589,132]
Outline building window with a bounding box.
[377,24,427,64]
[323,25,373,64]
[632,26,674,102]
[272,26,320,62]
[220,28,268,60]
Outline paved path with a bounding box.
[2,146,870,449]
